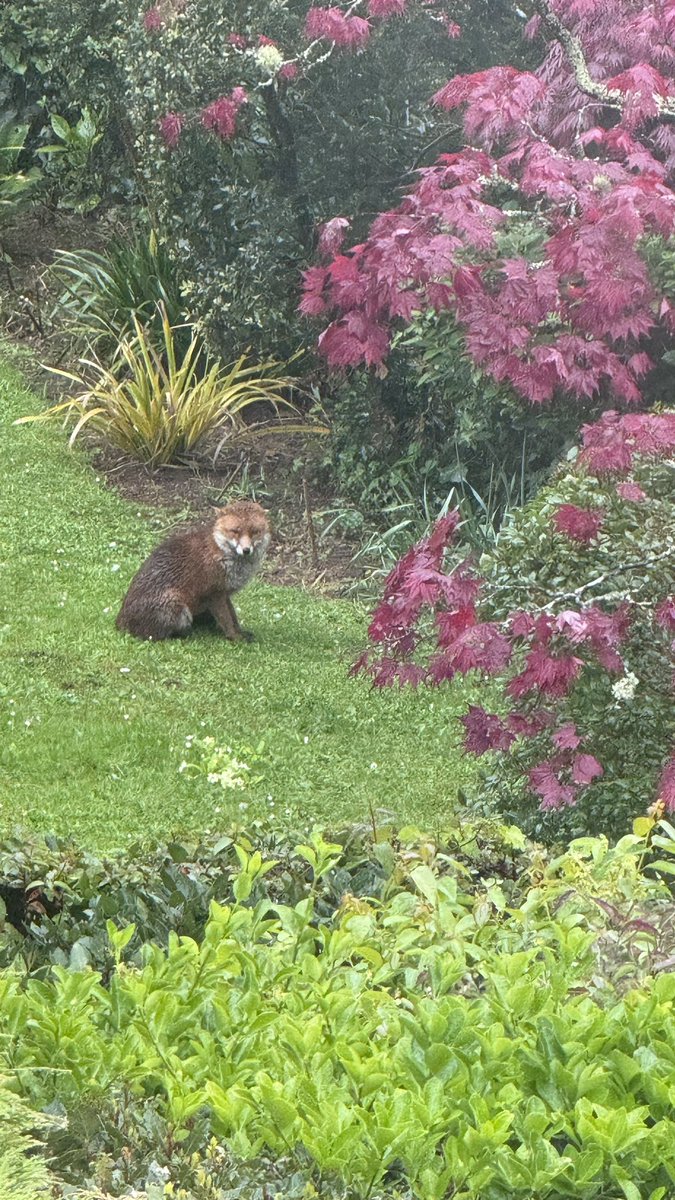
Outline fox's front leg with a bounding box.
[210,593,254,642]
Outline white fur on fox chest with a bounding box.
[215,533,270,592]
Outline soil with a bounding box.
[0,208,361,596]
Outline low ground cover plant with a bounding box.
[0,820,674,1199]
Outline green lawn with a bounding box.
[0,353,479,849]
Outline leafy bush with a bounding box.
[0,0,132,206]
[354,410,675,840]
[1,821,674,1199]
[17,306,307,465]
[322,312,597,523]
[108,0,526,361]
[0,1080,57,1199]
[51,230,186,351]
[41,106,104,212]
[0,118,40,226]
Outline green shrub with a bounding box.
[319,311,598,528]
[0,118,40,225]
[51,230,186,351]
[0,0,132,206]
[1,821,674,1198]
[41,106,104,212]
[0,1080,56,1199]
[476,442,675,842]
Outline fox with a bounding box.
[115,500,270,642]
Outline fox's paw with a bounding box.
[241,629,255,643]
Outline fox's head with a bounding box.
[213,501,270,559]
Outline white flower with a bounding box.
[611,671,639,702]
[255,44,284,72]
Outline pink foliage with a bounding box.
[143,6,164,32]
[616,481,647,501]
[353,410,674,815]
[554,504,604,543]
[368,0,407,18]
[304,0,675,408]
[462,706,515,754]
[201,89,248,142]
[305,7,370,48]
[318,217,352,260]
[158,112,183,149]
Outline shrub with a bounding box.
[0,1080,57,1199]
[109,0,526,360]
[40,106,104,212]
[17,306,307,465]
[0,0,132,206]
[323,312,600,521]
[51,229,186,351]
[0,118,40,227]
[354,409,675,841]
[307,0,675,417]
[1,821,674,1199]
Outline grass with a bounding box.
[0,351,481,850]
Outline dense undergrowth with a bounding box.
[0,819,674,1199]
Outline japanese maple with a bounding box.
[304,0,675,409]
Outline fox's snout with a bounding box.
[236,539,253,556]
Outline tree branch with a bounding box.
[533,0,675,121]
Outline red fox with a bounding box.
[116,500,270,641]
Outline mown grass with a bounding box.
[0,352,481,849]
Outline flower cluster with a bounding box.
[178,735,261,791]
[201,88,248,142]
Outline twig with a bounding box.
[303,475,320,573]
[540,549,674,611]
[533,0,675,121]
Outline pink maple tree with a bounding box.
[303,0,675,409]
[353,410,675,825]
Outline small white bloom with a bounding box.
[111,564,121,573]
[611,671,639,702]
[120,667,131,674]
[255,44,284,72]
